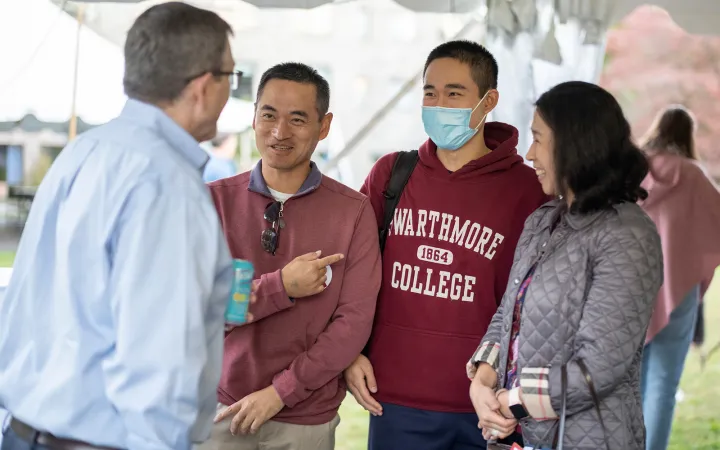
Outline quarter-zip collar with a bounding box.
[248,160,323,200]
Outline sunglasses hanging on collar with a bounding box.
[261,201,285,255]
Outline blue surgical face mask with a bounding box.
[422,91,489,151]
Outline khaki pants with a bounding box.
[196,404,340,450]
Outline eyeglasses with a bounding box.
[185,69,244,90]
[261,201,284,255]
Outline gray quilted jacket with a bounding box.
[468,199,663,449]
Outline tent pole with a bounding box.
[68,5,85,141]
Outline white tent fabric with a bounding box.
[69,0,484,13]
[0,0,127,125]
[485,0,613,156]
[0,0,254,132]
[68,0,720,35]
[62,0,720,166]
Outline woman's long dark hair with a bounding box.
[639,105,696,160]
[535,81,648,214]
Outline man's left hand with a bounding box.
[214,386,284,435]
[224,282,259,333]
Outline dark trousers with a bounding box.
[1,427,51,450]
[368,402,523,450]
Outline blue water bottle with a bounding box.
[225,259,254,325]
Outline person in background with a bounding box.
[638,105,720,450]
[200,62,381,450]
[203,133,239,182]
[470,81,663,450]
[0,3,236,449]
[345,40,548,449]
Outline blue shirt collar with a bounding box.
[248,160,322,198]
[119,99,209,172]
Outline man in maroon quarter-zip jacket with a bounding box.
[198,62,381,450]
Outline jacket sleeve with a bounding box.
[271,200,382,407]
[691,162,720,268]
[466,315,503,381]
[242,270,294,324]
[515,218,663,420]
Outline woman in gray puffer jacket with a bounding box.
[467,81,664,450]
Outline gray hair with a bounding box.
[123,2,233,104]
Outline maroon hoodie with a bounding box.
[360,122,548,412]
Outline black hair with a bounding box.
[256,62,330,118]
[423,40,498,94]
[124,2,233,103]
[535,81,648,214]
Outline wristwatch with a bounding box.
[508,388,529,420]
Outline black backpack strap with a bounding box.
[379,150,419,252]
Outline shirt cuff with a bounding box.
[519,366,558,420]
[466,341,501,379]
[267,270,293,306]
[272,370,302,409]
[508,386,522,407]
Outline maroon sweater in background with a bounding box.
[208,162,381,425]
[360,122,549,413]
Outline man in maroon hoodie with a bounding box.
[344,40,548,449]
[201,62,381,450]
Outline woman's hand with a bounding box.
[470,376,517,439]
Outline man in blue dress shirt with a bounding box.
[0,3,237,449]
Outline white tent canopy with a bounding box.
[61,0,720,166]
[64,0,481,13]
[67,0,720,34]
[0,0,254,132]
[0,0,127,125]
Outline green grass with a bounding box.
[336,272,720,450]
[668,272,720,449]
[337,398,370,450]
[0,251,14,268]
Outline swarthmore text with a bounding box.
[387,208,508,303]
[389,208,505,260]
[391,263,477,302]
